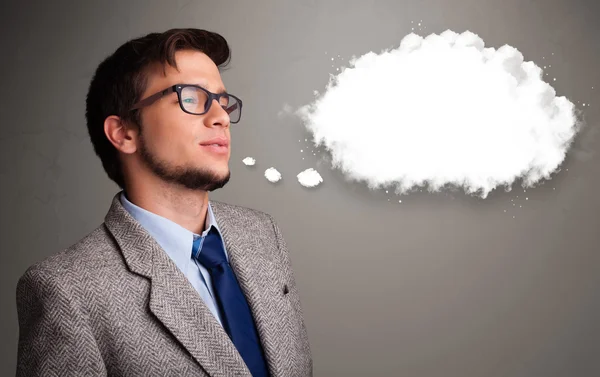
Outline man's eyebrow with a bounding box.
[195,83,227,94]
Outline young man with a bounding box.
[15,29,312,377]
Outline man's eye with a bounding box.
[183,98,198,104]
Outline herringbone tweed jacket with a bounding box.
[16,192,313,376]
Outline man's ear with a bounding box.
[104,115,138,154]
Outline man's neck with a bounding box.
[124,181,210,235]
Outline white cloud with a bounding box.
[297,168,323,187]
[264,167,282,183]
[295,30,580,198]
[242,157,256,166]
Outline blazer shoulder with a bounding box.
[209,200,291,257]
[210,200,277,224]
[17,223,118,286]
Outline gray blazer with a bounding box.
[15,193,313,376]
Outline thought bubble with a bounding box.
[264,167,282,183]
[242,157,256,166]
[295,30,580,198]
[297,168,323,188]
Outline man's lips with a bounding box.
[199,137,229,147]
[199,138,229,154]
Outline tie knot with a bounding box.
[194,227,227,269]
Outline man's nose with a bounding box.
[205,99,230,127]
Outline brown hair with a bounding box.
[85,28,231,189]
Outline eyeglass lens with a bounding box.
[180,86,241,122]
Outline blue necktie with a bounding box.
[193,227,270,377]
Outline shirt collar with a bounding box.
[119,191,222,274]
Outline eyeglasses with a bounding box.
[130,84,243,123]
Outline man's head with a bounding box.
[86,29,240,192]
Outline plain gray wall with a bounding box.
[1,0,599,376]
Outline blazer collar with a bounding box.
[210,200,294,377]
[104,192,251,376]
[104,192,291,376]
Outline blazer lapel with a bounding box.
[104,193,251,377]
[211,201,294,377]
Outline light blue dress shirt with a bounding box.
[120,192,228,327]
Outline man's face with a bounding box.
[135,50,232,191]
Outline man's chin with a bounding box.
[163,168,231,192]
[205,175,230,191]
[200,169,231,191]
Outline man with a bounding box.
[15,28,312,377]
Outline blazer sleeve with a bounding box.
[15,266,107,377]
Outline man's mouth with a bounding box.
[200,138,229,154]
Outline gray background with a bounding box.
[1,0,599,376]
